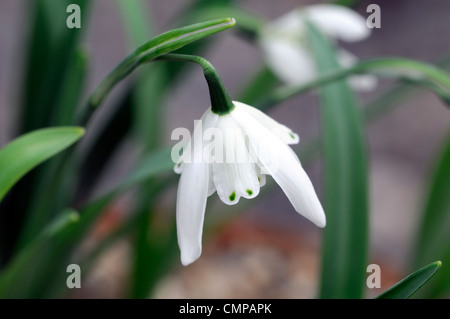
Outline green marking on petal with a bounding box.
[258,177,261,182]
[289,132,295,139]
[229,192,236,201]
[246,189,253,196]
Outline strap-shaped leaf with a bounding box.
[415,135,450,297]
[0,127,84,203]
[21,0,90,132]
[307,22,369,299]
[376,261,442,299]
[52,49,88,126]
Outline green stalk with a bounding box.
[259,58,450,110]
[308,22,369,299]
[156,54,235,115]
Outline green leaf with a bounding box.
[376,261,442,299]
[79,17,236,125]
[52,48,88,126]
[307,23,369,299]
[6,0,90,261]
[0,127,85,203]
[416,135,450,263]
[0,209,79,298]
[15,51,89,248]
[116,0,154,47]
[132,212,178,298]
[21,0,90,132]
[415,134,450,297]
[182,4,264,37]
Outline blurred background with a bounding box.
[0,0,449,298]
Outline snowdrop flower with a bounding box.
[259,4,377,91]
[174,101,326,266]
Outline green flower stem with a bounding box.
[259,58,450,110]
[156,53,234,115]
[76,17,236,126]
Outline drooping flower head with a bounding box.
[174,101,325,266]
[165,52,326,266]
[259,4,377,90]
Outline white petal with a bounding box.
[212,114,260,205]
[234,101,299,145]
[207,164,216,196]
[176,108,218,266]
[305,4,370,42]
[176,161,209,266]
[259,32,317,86]
[337,49,378,91]
[232,107,326,228]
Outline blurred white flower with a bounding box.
[259,4,377,91]
[174,101,326,266]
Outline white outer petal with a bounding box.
[207,164,216,196]
[231,107,326,228]
[176,161,209,266]
[235,101,299,145]
[176,109,218,266]
[259,34,317,86]
[304,4,370,42]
